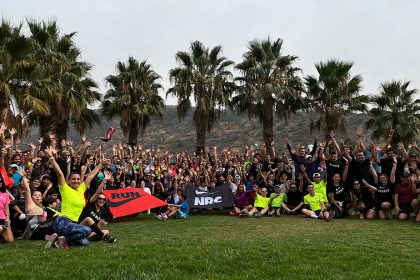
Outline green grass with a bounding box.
[1,214,419,280]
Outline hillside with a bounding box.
[25,106,370,152]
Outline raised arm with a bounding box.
[390,157,397,184]
[84,159,105,187]
[45,146,66,186]
[90,171,111,203]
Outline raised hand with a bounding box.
[38,137,44,145]
[9,128,17,136]
[0,123,6,134]
[4,138,13,149]
[104,171,112,181]
[27,143,36,150]
[80,134,87,143]
[355,127,363,137]
[45,146,57,158]
[329,130,336,139]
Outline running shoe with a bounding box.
[45,233,58,248]
[229,211,237,216]
[155,214,163,220]
[55,236,69,249]
[162,214,168,220]
[103,234,117,243]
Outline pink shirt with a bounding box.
[0,193,10,220]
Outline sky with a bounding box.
[2,0,419,105]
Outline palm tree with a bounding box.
[102,57,164,145]
[305,59,368,140]
[167,41,235,153]
[26,19,100,142]
[365,81,420,144]
[0,20,49,135]
[233,38,305,152]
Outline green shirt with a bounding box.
[270,193,287,207]
[312,180,328,202]
[254,193,271,208]
[59,182,87,222]
[304,193,324,211]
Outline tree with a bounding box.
[102,57,164,145]
[26,19,100,142]
[167,41,235,153]
[233,38,304,153]
[365,81,420,144]
[305,59,368,140]
[0,20,49,136]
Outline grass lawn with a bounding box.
[1,214,419,280]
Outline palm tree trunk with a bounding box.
[324,107,336,141]
[128,121,139,146]
[196,125,206,156]
[39,115,56,147]
[0,92,8,123]
[262,99,274,157]
[55,118,69,145]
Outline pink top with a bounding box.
[0,192,10,220]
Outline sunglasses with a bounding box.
[97,198,106,202]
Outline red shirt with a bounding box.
[395,183,417,205]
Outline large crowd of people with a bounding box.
[1,123,419,249]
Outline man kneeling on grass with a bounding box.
[302,185,335,222]
[156,194,188,220]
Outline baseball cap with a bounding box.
[274,185,281,188]
[313,173,321,178]
[10,164,18,168]
[305,155,312,160]
[401,172,410,177]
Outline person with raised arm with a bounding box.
[45,146,104,247]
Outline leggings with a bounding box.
[53,216,91,245]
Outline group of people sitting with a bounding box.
[1,123,419,249]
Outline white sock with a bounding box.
[310,214,318,219]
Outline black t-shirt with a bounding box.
[380,157,404,184]
[79,203,111,223]
[326,159,344,182]
[375,182,394,204]
[286,190,303,205]
[350,158,370,183]
[328,183,347,203]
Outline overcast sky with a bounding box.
[2,0,419,105]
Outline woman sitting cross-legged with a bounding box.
[78,171,115,243]
[302,185,335,222]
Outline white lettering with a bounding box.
[194,196,223,206]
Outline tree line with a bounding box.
[1,19,419,151]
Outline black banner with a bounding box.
[186,184,234,209]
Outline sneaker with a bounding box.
[155,214,163,220]
[55,236,69,249]
[162,214,168,220]
[275,208,281,216]
[326,211,335,222]
[242,209,252,218]
[229,211,237,216]
[268,209,275,216]
[254,212,263,218]
[45,233,58,248]
[103,234,116,243]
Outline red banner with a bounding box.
[103,188,167,218]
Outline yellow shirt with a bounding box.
[304,193,324,211]
[59,182,87,222]
[254,193,271,208]
[312,180,328,202]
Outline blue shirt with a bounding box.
[177,201,189,215]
